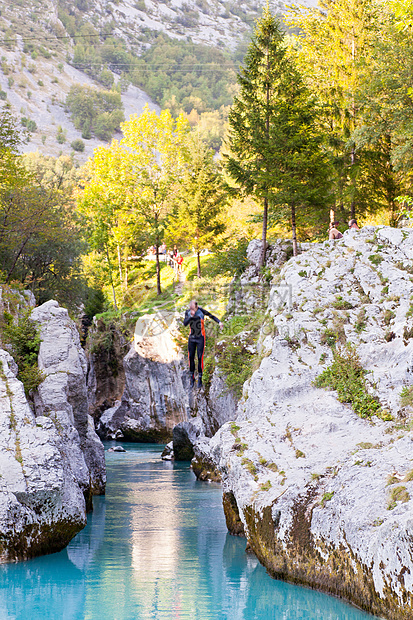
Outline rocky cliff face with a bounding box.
[201,226,413,620]
[32,300,106,498]
[97,313,238,444]
[0,297,105,563]
[0,348,86,562]
[95,238,293,452]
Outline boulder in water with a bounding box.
[173,418,205,461]
[161,441,174,460]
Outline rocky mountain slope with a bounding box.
[195,226,413,620]
[0,49,157,162]
[0,0,317,160]
[0,0,259,160]
[0,293,105,562]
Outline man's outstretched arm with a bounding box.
[199,307,222,325]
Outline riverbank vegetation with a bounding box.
[2,2,413,318]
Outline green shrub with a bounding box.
[82,120,92,140]
[333,295,354,310]
[355,308,367,333]
[369,254,383,266]
[66,85,124,141]
[387,486,410,510]
[314,345,381,419]
[98,67,114,88]
[94,109,124,141]
[383,309,395,325]
[400,385,413,409]
[0,90,6,100]
[202,237,250,277]
[84,288,106,318]
[56,125,66,143]
[20,117,37,132]
[320,328,337,347]
[2,311,44,395]
[320,491,334,507]
[242,457,258,480]
[217,338,255,398]
[71,138,85,152]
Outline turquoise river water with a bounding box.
[0,444,379,620]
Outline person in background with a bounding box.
[328,221,343,240]
[168,249,174,268]
[173,245,178,258]
[176,253,184,273]
[184,300,223,388]
[159,242,167,262]
[348,219,360,230]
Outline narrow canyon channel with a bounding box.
[0,444,379,620]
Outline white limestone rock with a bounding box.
[0,349,86,562]
[99,314,238,443]
[31,300,105,496]
[210,226,413,619]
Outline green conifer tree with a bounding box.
[226,7,331,259]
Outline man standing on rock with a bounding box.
[184,300,223,388]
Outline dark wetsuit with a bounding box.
[184,307,220,374]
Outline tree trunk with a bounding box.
[156,241,161,296]
[260,196,268,268]
[350,147,356,220]
[383,134,398,228]
[106,244,118,310]
[5,235,31,283]
[291,204,298,257]
[350,35,357,221]
[259,47,270,270]
[117,244,123,284]
[124,253,128,289]
[197,250,201,278]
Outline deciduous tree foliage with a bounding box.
[66,85,124,141]
[351,2,413,224]
[0,109,86,307]
[168,134,226,277]
[80,106,191,297]
[287,0,407,224]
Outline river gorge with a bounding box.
[3,229,413,619]
[0,444,377,620]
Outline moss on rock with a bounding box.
[242,491,413,620]
[223,491,245,537]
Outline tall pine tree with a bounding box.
[226,7,330,259]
